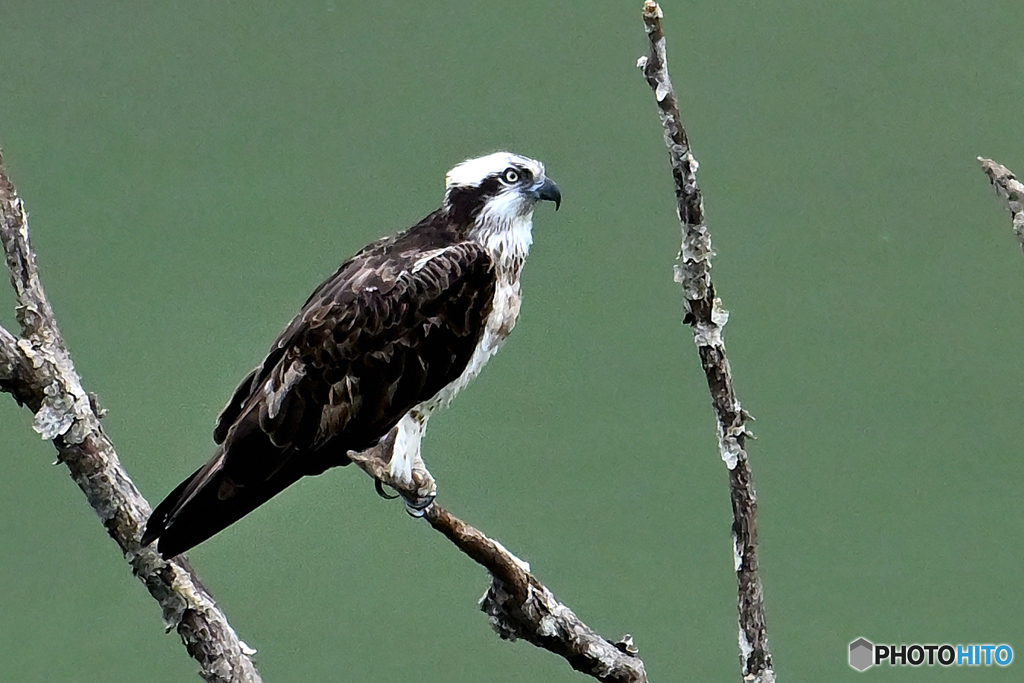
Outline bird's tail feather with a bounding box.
[142,450,305,558]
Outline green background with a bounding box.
[1,1,1022,680]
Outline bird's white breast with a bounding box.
[423,270,521,413]
[387,272,521,485]
[419,213,532,414]
[385,212,532,485]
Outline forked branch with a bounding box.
[0,149,262,683]
[637,2,775,681]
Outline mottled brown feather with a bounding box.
[143,210,496,556]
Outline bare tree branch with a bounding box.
[1,140,645,683]
[978,157,1024,253]
[348,442,648,683]
[637,3,775,682]
[0,148,263,683]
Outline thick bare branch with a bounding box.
[978,157,1024,253]
[0,148,262,683]
[349,443,648,683]
[0,322,35,399]
[637,3,775,682]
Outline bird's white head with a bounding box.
[443,152,560,266]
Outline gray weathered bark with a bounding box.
[979,157,1024,253]
[349,440,649,683]
[637,3,776,681]
[0,149,263,683]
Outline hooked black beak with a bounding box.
[535,178,562,211]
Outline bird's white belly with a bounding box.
[387,274,520,486]
[424,273,521,413]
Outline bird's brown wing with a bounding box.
[143,232,496,556]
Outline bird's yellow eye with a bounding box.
[501,167,519,184]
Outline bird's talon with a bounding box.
[374,479,400,500]
[403,493,435,517]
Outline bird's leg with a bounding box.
[389,412,437,515]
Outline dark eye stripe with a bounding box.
[447,175,504,225]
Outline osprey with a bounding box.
[143,152,560,558]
